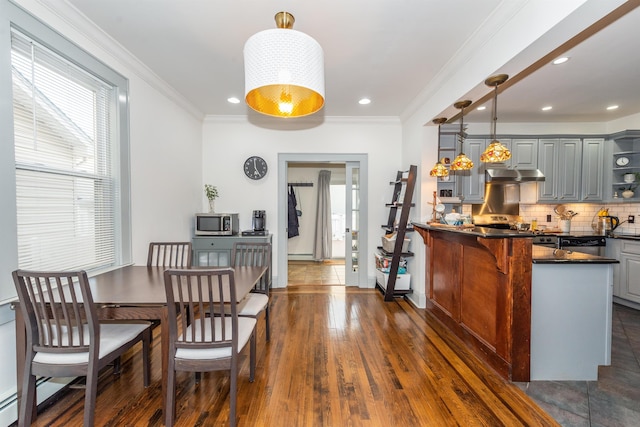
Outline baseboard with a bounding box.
[0,377,71,426]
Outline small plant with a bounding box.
[204,184,218,201]
[619,172,640,192]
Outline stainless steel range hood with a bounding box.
[485,168,545,182]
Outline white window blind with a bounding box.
[11,29,118,272]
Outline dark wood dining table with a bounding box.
[13,264,266,417]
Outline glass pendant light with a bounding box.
[481,74,512,163]
[430,117,450,178]
[450,100,474,171]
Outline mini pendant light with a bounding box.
[481,74,512,163]
[430,117,450,178]
[244,12,325,118]
[450,100,474,171]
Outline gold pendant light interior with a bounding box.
[481,74,512,163]
[450,100,473,171]
[430,117,450,177]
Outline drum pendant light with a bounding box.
[430,117,450,177]
[450,100,474,171]
[244,12,325,118]
[481,74,512,163]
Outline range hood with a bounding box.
[485,168,545,182]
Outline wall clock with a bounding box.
[616,156,630,167]
[244,156,268,180]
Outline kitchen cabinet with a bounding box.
[457,138,486,203]
[509,139,538,169]
[581,138,605,201]
[537,138,582,202]
[611,130,640,202]
[435,126,461,206]
[488,139,536,170]
[614,239,640,306]
[192,235,272,268]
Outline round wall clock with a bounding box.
[616,156,630,167]
[244,156,268,180]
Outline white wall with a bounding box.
[286,164,346,257]
[0,1,203,423]
[202,116,402,285]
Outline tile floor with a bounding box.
[287,259,346,285]
[516,303,640,426]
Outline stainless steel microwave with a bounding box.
[194,213,239,236]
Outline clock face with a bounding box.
[616,156,630,167]
[244,156,268,180]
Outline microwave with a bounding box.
[195,213,239,236]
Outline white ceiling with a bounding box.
[63,0,640,123]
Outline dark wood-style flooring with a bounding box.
[27,286,557,426]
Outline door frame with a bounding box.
[277,153,368,288]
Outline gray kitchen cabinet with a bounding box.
[192,235,273,267]
[456,138,486,203]
[581,138,604,201]
[616,240,640,305]
[537,138,581,202]
[509,139,538,169]
[611,130,640,202]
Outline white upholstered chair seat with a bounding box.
[176,317,257,360]
[34,322,151,365]
[237,293,269,317]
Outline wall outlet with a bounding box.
[546,214,552,222]
[629,215,635,224]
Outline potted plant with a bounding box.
[619,172,640,198]
[204,184,218,212]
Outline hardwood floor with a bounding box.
[27,286,556,426]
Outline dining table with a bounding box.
[13,264,267,417]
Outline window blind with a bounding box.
[11,29,118,272]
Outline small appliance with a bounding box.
[194,213,239,236]
[252,210,266,231]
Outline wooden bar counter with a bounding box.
[413,223,534,382]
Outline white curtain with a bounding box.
[313,170,332,261]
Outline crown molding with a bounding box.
[20,0,204,120]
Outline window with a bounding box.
[10,28,127,272]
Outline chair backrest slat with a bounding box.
[13,270,97,354]
[164,268,238,353]
[148,242,192,267]
[231,242,271,294]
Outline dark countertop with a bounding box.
[532,246,618,264]
[412,222,618,264]
[610,233,640,241]
[412,222,536,238]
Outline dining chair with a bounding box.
[147,242,192,267]
[12,270,151,427]
[163,268,256,427]
[231,242,272,341]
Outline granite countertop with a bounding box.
[610,233,640,241]
[412,222,536,238]
[532,246,618,264]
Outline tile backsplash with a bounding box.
[519,202,640,234]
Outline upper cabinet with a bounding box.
[611,131,640,202]
[509,139,539,169]
[581,138,605,201]
[537,138,582,202]
[456,138,487,203]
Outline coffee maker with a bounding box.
[252,210,266,231]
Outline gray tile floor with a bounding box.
[516,303,640,426]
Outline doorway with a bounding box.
[277,154,368,288]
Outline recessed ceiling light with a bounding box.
[607,105,619,110]
[541,106,552,111]
[359,98,371,105]
[552,57,569,65]
[227,97,241,104]
[476,106,486,111]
